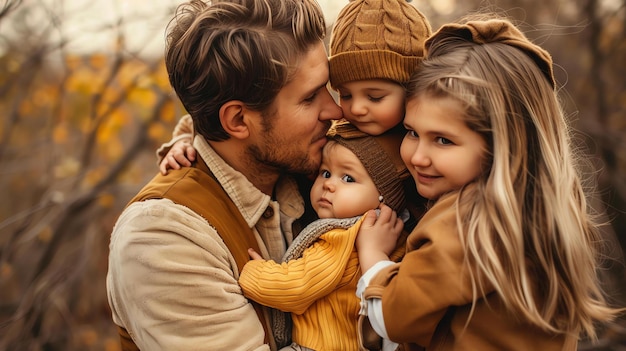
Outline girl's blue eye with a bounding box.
[436,137,453,145]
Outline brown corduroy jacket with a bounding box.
[362,189,578,351]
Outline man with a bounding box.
[105,0,342,350]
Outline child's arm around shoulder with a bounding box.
[156,114,196,174]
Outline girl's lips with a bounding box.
[416,172,439,184]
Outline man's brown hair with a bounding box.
[165,0,326,141]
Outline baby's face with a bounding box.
[310,142,380,219]
[336,79,405,135]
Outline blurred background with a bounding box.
[0,0,624,350]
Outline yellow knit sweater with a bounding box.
[239,216,406,351]
[240,216,362,350]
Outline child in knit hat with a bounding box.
[328,0,431,136]
[238,120,412,351]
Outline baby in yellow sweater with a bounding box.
[238,120,411,351]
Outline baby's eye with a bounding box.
[341,174,355,183]
[320,170,331,178]
[436,137,453,145]
[368,95,384,102]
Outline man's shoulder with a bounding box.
[113,199,224,248]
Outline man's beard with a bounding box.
[246,139,319,176]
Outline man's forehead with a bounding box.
[284,43,329,93]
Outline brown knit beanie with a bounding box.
[326,120,409,213]
[329,0,432,89]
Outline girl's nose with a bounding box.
[411,143,431,168]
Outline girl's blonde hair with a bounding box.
[407,19,620,339]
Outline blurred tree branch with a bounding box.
[0,0,22,22]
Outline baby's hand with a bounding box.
[356,204,403,273]
[159,138,196,175]
[248,248,264,261]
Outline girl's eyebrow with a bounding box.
[429,128,459,137]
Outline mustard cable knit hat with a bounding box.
[329,0,432,88]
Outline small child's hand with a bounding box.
[159,139,196,175]
[356,204,403,273]
[248,248,264,261]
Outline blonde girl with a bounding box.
[355,18,623,350]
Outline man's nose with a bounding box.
[319,88,342,121]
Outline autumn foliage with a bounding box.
[0,0,624,350]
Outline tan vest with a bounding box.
[116,158,274,350]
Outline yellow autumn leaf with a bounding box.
[148,123,168,142]
[65,54,83,71]
[118,60,146,87]
[89,53,108,70]
[160,99,176,123]
[99,87,122,108]
[94,133,124,164]
[18,100,33,115]
[33,86,58,108]
[66,67,101,94]
[104,338,122,351]
[102,137,124,161]
[96,109,129,144]
[79,117,92,134]
[0,262,13,279]
[7,57,20,73]
[52,124,69,144]
[38,226,53,243]
[83,169,104,187]
[153,60,171,90]
[98,193,115,209]
[76,328,98,347]
[128,87,157,110]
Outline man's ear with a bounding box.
[219,100,250,140]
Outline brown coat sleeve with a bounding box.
[362,192,486,346]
